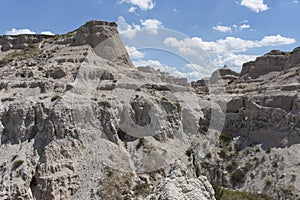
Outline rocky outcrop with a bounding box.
[147,160,216,200]
[194,48,300,199]
[0,34,54,52]
[1,19,300,200]
[0,20,214,200]
[240,50,289,79]
[240,48,300,79]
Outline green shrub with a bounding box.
[51,95,60,102]
[218,150,229,160]
[185,148,194,157]
[12,160,24,170]
[136,138,145,150]
[0,44,39,68]
[201,125,208,132]
[265,179,272,186]
[219,133,233,146]
[174,101,181,111]
[161,96,168,101]
[231,169,247,186]
[213,183,273,200]
[133,183,150,196]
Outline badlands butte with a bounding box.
[0,20,299,200]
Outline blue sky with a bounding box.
[1,0,299,80]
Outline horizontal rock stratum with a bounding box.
[0,20,299,200]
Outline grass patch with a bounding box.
[97,166,151,199]
[51,95,61,102]
[136,138,145,150]
[185,148,194,157]
[0,44,39,68]
[219,132,233,146]
[133,183,151,197]
[12,160,24,170]
[174,101,181,111]
[231,169,247,186]
[213,184,272,200]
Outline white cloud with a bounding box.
[125,45,145,59]
[140,19,163,34]
[213,25,232,33]
[240,0,269,13]
[5,28,55,36]
[118,0,156,11]
[128,6,137,13]
[294,0,299,3]
[173,8,178,12]
[164,34,296,70]
[117,16,163,39]
[259,35,296,46]
[40,31,55,35]
[5,28,36,35]
[240,24,250,29]
[117,16,141,39]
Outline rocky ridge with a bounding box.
[0,21,215,200]
[0,20,299,200]
[193,47,300,199]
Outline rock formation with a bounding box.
[0,20,214,200]
[0,20,300,200]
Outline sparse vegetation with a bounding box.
[213,183,273,200]
[219,132,233,146]
[0,44,39,68]
[161,96,168,101]
[266,148,271,154]
[265,179,272,186]
[133,183,151,197]
[206,152,212,159]
[51,95,61,102]
[136,138,145,150]
[201,125,208,132]
[12,160,24,170]
[218,149,229,160]
[231,169,247,186]
[185,148,193,157]
[97,167,134,199]
[174,101,181,111]
[91,97,97,101]
[97,166,151,199]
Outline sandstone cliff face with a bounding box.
[193,48,300,199]
[0,21,215,200]
[1,20,300,200]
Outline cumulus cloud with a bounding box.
[5,28,36,35]
[259,35,296,46]
[240,24,250,30]
[164,34,295,70]
[140,19,163,34]
[125,46,145,59]
[117,16,163,39]
[240,0,269,13]
[118,0,156,11]
[5,28,55,36]
[128,6,137,13]
[117,16,141,39]
[213,25,232,33]
[40,31,55,35]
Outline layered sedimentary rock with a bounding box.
[0,21,215,200]
[1,19,300,200]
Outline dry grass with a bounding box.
[0,44,39,68]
